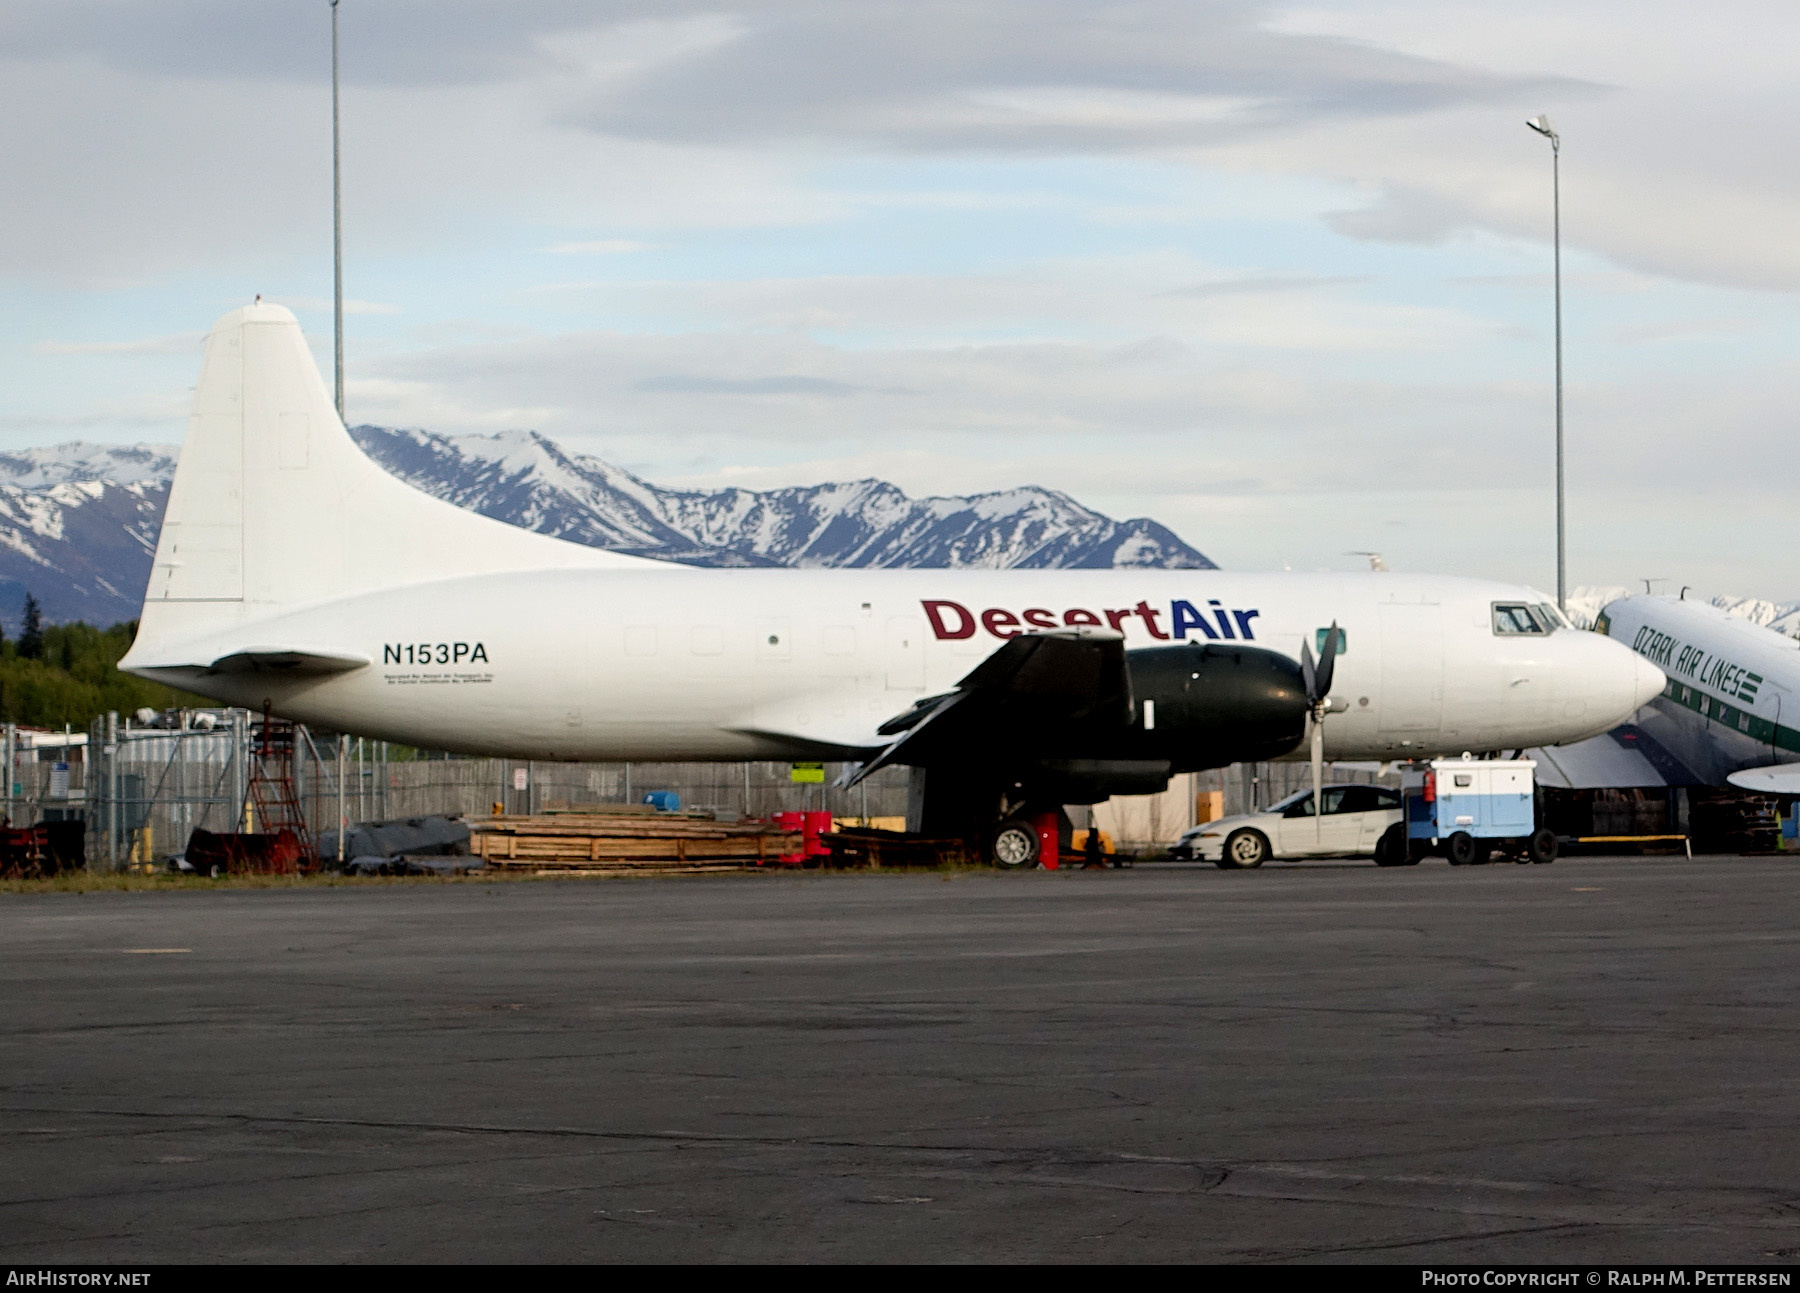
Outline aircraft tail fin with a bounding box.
[124,302,643,669]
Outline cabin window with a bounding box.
[1492,603,1547,635]
[690,626,723,656]
[625,626,658,656]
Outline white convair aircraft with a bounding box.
[120,305,1665,865]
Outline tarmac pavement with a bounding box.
[4,856,1800,1263]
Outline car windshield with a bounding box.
[1268,786,1399,817]
[1265,790,1311,813]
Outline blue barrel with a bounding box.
[641,790,680,812]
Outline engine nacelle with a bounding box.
[1121,642,1308,772]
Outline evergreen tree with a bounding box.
[0,618,203,730]
[18,594,42,660]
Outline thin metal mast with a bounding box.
[331,0,344,422]
[1551,138,1564,611]
[1527,114,1565,610]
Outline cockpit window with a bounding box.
[1536,602,1569,629]
[1492,603,1547,635]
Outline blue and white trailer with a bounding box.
[1383,757,1558,866]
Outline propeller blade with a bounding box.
[1311,718,1325,845]
[1315,621,1340,701]
[1300,637,1317,699]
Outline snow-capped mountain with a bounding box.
[0,443,173,625]
[350,426,1213,571]
[1567,586,1800,640]
[1707,595,1800,639]
[0,430,1212,627]
[0,442,176,490]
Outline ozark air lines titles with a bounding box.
[1626,624,1763,704]
[922,598,1261,642]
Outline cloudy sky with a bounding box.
[3,1,1796,596]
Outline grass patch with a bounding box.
[0,869,534,895]
[0,859,1019,895]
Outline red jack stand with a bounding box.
[1033,811,1060,870]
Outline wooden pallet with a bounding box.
[821,828,977,868]
[468,813,800,871]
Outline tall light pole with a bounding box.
[331,0,345,424]
[1533,113,1562,608]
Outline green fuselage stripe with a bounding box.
[1658,678,1798,753]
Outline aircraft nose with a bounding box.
[1577,632,1664,730]
[1632,653,1667,709]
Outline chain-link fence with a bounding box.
[16,708,1401,869]
[54,711,916,869]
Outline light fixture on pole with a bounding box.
[1533,112,1562,612]
[331,0,344,424]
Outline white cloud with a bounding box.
[31,331,204,356]
[271,295,405,316]
[542,239,657,255]
[5,1,1800,596]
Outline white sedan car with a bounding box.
[1172,785,1404,868]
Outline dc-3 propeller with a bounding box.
[1298,621,1341,845]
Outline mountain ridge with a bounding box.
[0,429,1214,626]
[349,426,1212,571]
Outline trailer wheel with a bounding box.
[1527,829,1559,864]
[1374,823,1416,867]
[987,818,1040,869]
[1219,829,1268,869]
[1446,832,1488,866]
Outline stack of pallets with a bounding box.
[468,811,801,874]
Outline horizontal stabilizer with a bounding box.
[1726,765,1800,795]
[139,646,372,676]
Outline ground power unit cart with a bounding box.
[1377,756,1559,866]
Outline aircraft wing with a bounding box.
[1529,720,1701,789]
[1726,765,1800,794]
[846,628,1129,786]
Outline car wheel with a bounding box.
[1373,823,1416,867]
[1219,829,1269,870]
[1527,828,1559,864]
[1446,832,1478,866]
[987,818,1041,870]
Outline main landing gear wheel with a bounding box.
[987,817,1041,870]
[1527,828,1559,864]
[1445,832,1490,867]
[1218,829,1269,869]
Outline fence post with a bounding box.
[104,711,119,869]
[229,709,246,831]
